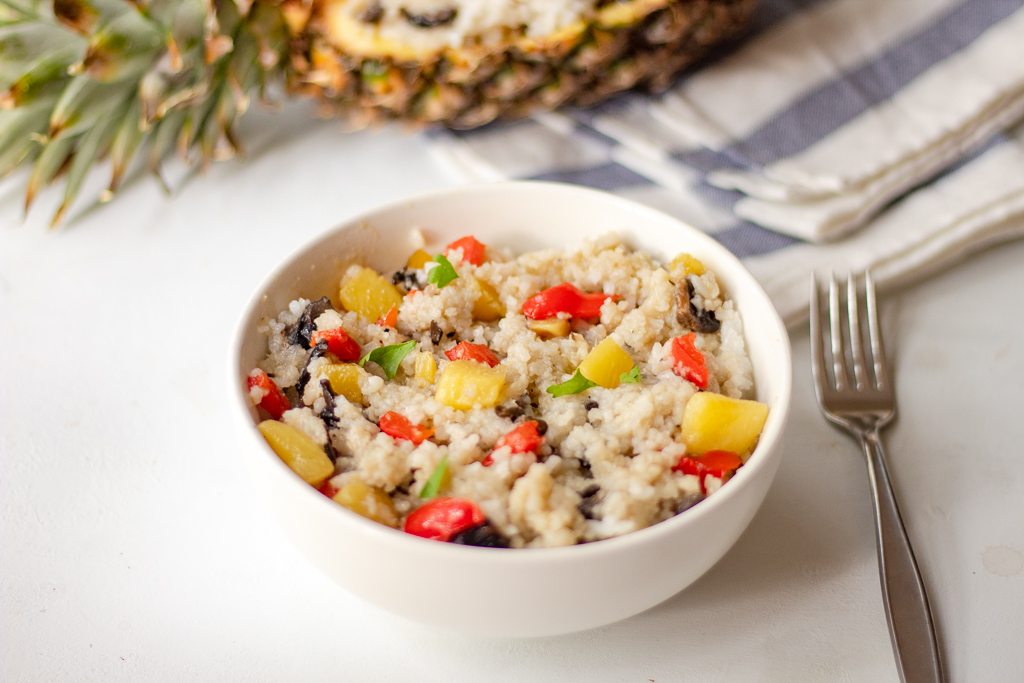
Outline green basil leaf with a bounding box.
[427,254,459,288]
[619,366,641,384]
[419,455,448,499]
[546,369,598,397]
[358,340,417,380]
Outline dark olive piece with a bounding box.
[495,404,524,420]
[577,485,601,520]
[288,296,335,348]
[430,321,443,345]
[360,1,384,23]
[401,7,456,27]
[534,419,548,436]
[675,278,720,333]
[319,379,339,430]
[296,339,329,397]
[450,523,510,548]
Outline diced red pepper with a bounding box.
[445,341,500,368]
[310,328,361,363]
[406,289,421,298]
[246,370,291,420]
[673,450,743,494]
[404,497,486,541]
[317,479,339,498]
[670,333,709,389]
[379,411,434,445]
[522,282,618,320]
[445,236,486,266]
[375,304,398,328]
[482,421,544,467]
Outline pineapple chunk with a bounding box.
[414,352,436,384]
[681,393,768,459]
[319,363,364,404]
[670,252,706,277]
[258,420,335,485]
[332,478,399,528]
[435,360,506,410]
[339,266,403,322]
[528,317,570,339]
[470,277,506,322]
[578,337,634,389]
[406,249,432,269]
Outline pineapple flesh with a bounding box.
[0,0,757,224]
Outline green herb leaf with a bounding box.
[427,254,459,288]
[419,456,448,499]
[358,340,417,380]
[546,369,598,397]
[619,366,641,384]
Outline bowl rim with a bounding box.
[229,180,793,562]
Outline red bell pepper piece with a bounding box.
[375,304,398,328]
[379,411,434,445]
[445,236,486,266]
[522,282,618,320]
[445,341,500,368]
[482,421,544,466]
[246,370,291,420]
[670,333,709,389]
[310,328,361,362]
[317,479,339,499]
[673,450,743,495]
[404,497,486,541]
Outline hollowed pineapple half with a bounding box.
[0,0,756,224]
[290,0,757,127]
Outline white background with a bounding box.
[2,104,1022,682]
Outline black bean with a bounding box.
[450,523,510,548]
[401,7,456,27]
[446,331,456,339]
[430,321,443,345]
[584,400,598,411]
[534,419,548,436]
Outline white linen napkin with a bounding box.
[428,0,1024,325]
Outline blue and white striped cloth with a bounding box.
[428,0,1024,325]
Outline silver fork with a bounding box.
[810,272,943,683]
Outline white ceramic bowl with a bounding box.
[230,182,792,637]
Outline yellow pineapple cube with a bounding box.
[435,360,506,410]
[470,277,506,322]
[578,337,634,389]
[332,478,399,528]
[670,252,706,277]
[681,392,768,458]
[528,317,570,339]
[319,363,364,404]
[406,249,432,269]
[339,266,403,322]
[258,420,335,485]
[414,352,436,384]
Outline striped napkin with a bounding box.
[428,0,1024,326]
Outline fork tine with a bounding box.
[847,273,868,390]
[809,273,830,394]
[865,271,889,390]
[828,272,849,391]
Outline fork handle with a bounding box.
[861,430,944,683]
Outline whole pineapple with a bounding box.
[0,0,756,224]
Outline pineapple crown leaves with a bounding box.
[0,0,290,226]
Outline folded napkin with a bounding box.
[428,0,1024,326]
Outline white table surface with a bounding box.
[2,104,1023,682]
